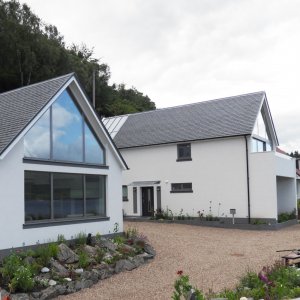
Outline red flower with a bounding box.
[177,270,183,275]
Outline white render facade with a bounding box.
[0,74,127,251]
[121,137,296,222]
[104,91,297,223]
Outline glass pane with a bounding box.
[122,185,128,201]
[25,171,51,221]
[86,175,106,216]
[52,90,83,162]
[252,139,258,152]
[178,144,191,159]
[53,173,84,219]
[84,123,104,164]
[24,110,50,159]
[257,140,264,152]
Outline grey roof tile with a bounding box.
[0,73,73,155]
[112,91,265,148]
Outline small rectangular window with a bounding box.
[177,143,192,161]
[122,185,128,201]
[171,183,193,193]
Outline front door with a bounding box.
[141,187,154,216]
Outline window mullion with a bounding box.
[51,173,54,220]
[83,174,86,217]
[50,106,53,160]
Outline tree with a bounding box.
[0,0,156,116]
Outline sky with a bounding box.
[23,0,300,152]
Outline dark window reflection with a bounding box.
[53,173,84,219]
[86,175,106,216]
[25,171,51,221]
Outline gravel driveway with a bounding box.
[58,221,300,300]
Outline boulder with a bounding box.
[115,259,136,273]
[23,256,35,265]
[57,243,79,264]
[50,259,69,277]
[98,238,117,252]
[83,245,98,257]
[130,255,145,267]
[75,279,93,290]
[41,267,50,273]
[144,243,156,256]
[39,285,66,300]
[65,281,76,294]
[138,252,154,260]
[94,264,114,279]
[48,279,57,286]
[10,294,29,300]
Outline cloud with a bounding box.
[23,0,300,150]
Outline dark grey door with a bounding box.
[141,187,154,216]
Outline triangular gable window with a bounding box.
[24,89,105,164]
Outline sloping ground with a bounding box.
[58,222,300,300]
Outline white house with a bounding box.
[0,73,128,252]
[103,91,296,223]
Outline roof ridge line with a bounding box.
[104,91,266,120]
[0,73,74,98]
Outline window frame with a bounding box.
[24,88,106,166]
[24,170,107,227]
[170,182,193,193]
[177,143,192,161]
[122,185,129,202]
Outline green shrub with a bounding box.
[125,227,138,239]
[95,248,105,264]
[78,250,89,268]
[10,265,35,292]
[0,252,22,282]
[278,210,296,223]
[74,232,87,246]
[113,235,125,245]
[57,234,66,244]
[35,243,58,266]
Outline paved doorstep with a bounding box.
[58,221,300,300]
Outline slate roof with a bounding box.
[0,73,73,155]
[105,91,266,149]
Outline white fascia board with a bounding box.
[0,76,75,160]
[71,80,128,170]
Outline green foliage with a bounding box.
[0,0,156,116]
[57,234,66,244]
[10,265,34,292]
[113,235,125,245]
[95,232,102,243]
[74,232,87,246]
[251,219,267,225]
[278,210,296,223]
[125,227,138,239]
[35,243,58,266]
[205,214,219,221]
[172,272,205,300]
[95,248,105,264]
[113,222,119,233]
[0,252,22,282]
[78,250,89,269]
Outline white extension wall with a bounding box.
[0,136,123,250]
[122,136,250,219]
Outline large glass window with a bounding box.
[24,89,105,164]
[52,91,83,162]
[53,173,84,219]
[24,171,106,222]
[84,123,104,164]
[86,175,106,216]
[24,110,50,159]
[25,171,51,221]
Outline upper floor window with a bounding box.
[177,143,192,161]
[24,89,105,165]
[252,138,271,153]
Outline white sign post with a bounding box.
[230,209,236,224]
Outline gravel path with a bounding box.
[58,221,300,300]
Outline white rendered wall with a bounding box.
[121,137,250,219]
[249,152,277,219]
[0,137,123,250]
[277,177,297,213]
